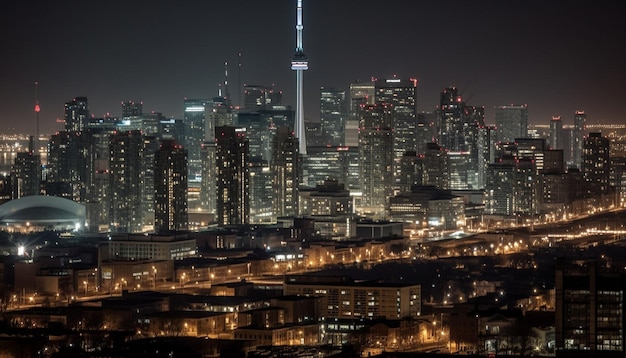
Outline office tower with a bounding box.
[154,139,188,233]
[611,157,626,207]
[478,125,496,188]
[183,99,207,182]
[423,142,449,190]
[320,87,347,146]
[447,152,470,190]
[46,131,74,198]
[304,121,323,147]
[159,118,185,144]
[210,96,234,127]
[397,152,424,193]
[83,125,118,231]
[64,97,89,132]
[303,146,358,190]
[516,137,546,172]
[549,115,564,150]
[495,104,528,143]
[486,163,515,215]
[374,78,418,162]
[249,159,273,224]
[462,105,485,189]
[572,110,586,169]
[416,112,436,155]
[513,158,539,218]
[544,149,565,174]
[132,112,161,138]
[271,126,299,218]
[200,142,217,214]
[439,87,464,151]
[216,126,250,225]
[109,130,145,233]
[291,0,308,155]
[358,104,393,215]
[582,132,610,195]
[10,137,41,199]
[555,259,625,356]
[541,150,567,217]
[121,101,143,117]
[347,81,375,147]
[237,112,272,160]
[244,84,270,110]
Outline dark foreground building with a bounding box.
[555,259,625,357]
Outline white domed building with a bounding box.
[0,195,86,233]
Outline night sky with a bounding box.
[1,0,624,134]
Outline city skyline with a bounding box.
[2,0,625,134]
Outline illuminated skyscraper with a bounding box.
[271,126,299,218]
[10,137,41,199]
[439,87,464,151]
[249,159,273,224]
[216,126,250,225]
[582,132,610,195]
[291,0,308,155]
[64,97,89,132]
[572,110,586,169]
[319,87,346,146]
[154,139,188,233]
[495,104,528,143]
[374,78,418,160]
[358,104,394,216]
[109,130,145,233]
[183,99,208,182]
[550,115,564,150]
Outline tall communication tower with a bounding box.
[34,81,41,155]
[291,0,308,155]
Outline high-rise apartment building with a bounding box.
[271,126,299,218]
[249,159,273,224]
[320,87,347,146]
[582,132,610,195]
[215,126,249,225]
[10,137,41,199]
[109,130,145,233]
[347,81,375,147]
[154,139,188,233]
[64,97,89,132]
[358,104,393,215]
[200,142,217,215]
[495,105,528,143]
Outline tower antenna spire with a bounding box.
[238,53,242,108]
[291,0,308,155]
[34,81,41,155]
[224,61,230,106]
